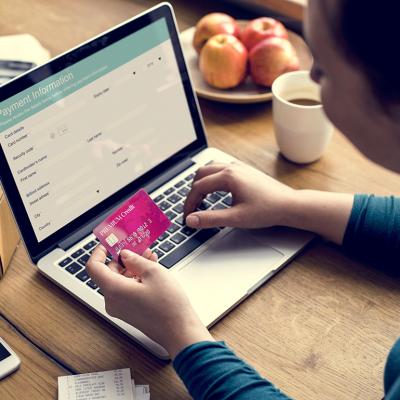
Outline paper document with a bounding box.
[0,34,50,85]
[132,381,150,400]
[58,369,150,400]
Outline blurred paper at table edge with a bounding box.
[0,34,50,85]
[57,368,151,400]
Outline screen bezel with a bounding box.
[0,3,207,263]
[0,342,11,361]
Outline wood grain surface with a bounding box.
[0,316,67,399]
[0,1,400,399]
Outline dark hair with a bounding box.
[336,1,400,104]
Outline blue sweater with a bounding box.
[173,195,400,399]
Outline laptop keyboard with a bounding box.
[149,173,231,268]
[55,170,231,296]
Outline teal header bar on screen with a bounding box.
[0,18,169,132]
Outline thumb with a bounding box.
[120,250,155,276]
[185,207,239,229]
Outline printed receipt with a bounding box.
[58,368,150,400]
[132,382,151,400]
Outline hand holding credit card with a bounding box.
[93,189,171,260]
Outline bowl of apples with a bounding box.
[180,13,313,104]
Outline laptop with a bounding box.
[0,3,313,359]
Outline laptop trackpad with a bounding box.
[173,229,284,325]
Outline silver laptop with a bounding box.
[0,3,313,359]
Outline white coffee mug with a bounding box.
[272,70,333,164]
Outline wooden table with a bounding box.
[1,0,400,399]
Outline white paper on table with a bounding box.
[0,34,50,65]
[131,380,150,400]
[58,368,134,400]
[0,34,50,85]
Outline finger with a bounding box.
[87,247,129,290]
[184,172,231,217]
[121,248,156,277]
[122,268,137,278]
[119,249,155,277]
[193,163,228,183]
[107,260,120,274]
[92,244,107,261]
[143,247,158,262]
[142,248,153,260]
[149,252,158,262]
[109,260,127,275]
[186,206,244,229]
[121,264,135,277]
[89,246,123,274]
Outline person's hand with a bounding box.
[184,162,297,229]
[86,246,213,358]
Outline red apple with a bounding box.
[193,13,241,54]
[241,17,288,51]
[199,34,248,89]
[249,37,299,87]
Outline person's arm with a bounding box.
[174,341,292,400]
[183,162,354,245]
[85,164,400,400]
[279,189,354,244]
[87,248,294,400]
[184,163,400,270]
[342,194,400,273]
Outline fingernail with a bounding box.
[142,248,152,257]
[186,214,200,227]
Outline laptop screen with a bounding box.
[0,17,198,243]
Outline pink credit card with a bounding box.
[93,189,171,260]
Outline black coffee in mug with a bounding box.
[289,98,321,106]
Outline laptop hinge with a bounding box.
[58,157,195,251]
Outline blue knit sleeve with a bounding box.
[172,194,400,399]
[173,341,292,400]
[342,194,400,273]
[385,338,400,399]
